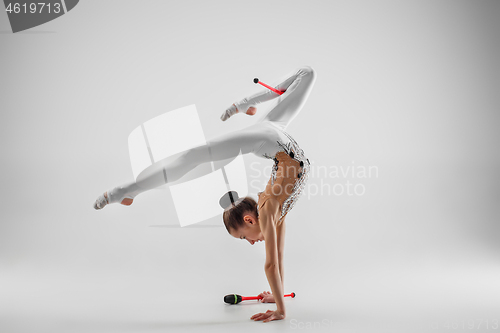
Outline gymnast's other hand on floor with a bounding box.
[251,309,286,323]
[258,291,275,303]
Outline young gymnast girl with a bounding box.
[93,65,316,323]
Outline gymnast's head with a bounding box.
[221,193,264,245]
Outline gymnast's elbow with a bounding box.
[265,262,279,271]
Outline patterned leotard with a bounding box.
[254,123,311,222]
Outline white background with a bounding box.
[1,1,499,332]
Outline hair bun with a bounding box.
[219,190,239,210]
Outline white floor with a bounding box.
[2,221,499,333]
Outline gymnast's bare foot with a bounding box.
[94,192,133,210]
[220,104,257,121]
[103,192,133,206]
[120,197,134,206]
[246,106,257,116]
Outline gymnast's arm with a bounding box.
[260,198,286,315]
[277,217,286,291]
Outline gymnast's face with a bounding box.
[229,212,265,245]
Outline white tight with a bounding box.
[108,66,317,204]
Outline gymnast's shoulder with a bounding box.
[258,196,281,226]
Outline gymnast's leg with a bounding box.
[94,124,268,209]
[261,66,316,130]
[221,66,316,130]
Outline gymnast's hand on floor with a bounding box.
[258,291,275,303]
[251,309,286,323]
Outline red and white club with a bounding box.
[224,292,296,304]
[254,78,285,95]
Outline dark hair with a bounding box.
[223,196,259,234]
